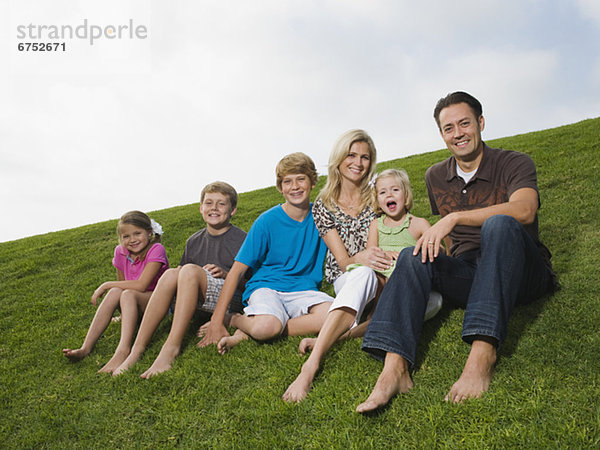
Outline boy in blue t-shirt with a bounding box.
[198,152,333,352]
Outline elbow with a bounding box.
[519,204,538,225]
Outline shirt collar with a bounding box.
[446,143,492,183]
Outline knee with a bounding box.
[351,265,377,281]
[178,264,205,284]
[252,317,283,340]
[120,289,138,305]
[481,215,522,242]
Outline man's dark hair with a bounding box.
[433,91,483,129]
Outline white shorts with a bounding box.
[243,288,333,329]
[331,266,378,328]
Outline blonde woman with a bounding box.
[283,129,391,403]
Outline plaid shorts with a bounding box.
[171,269,244,314]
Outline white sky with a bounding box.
[2,0,599,242]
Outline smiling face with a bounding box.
[118,223,152,258]
[200,192,235,232]
[339,141,372,184]
[375,175,408,220]
[438,102,485,168]
[278,172,313,209]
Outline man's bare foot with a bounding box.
[98,348,130,374]
[298,337,316,355]
[445,340,496,404]
[62,347,90,361]
[140,345,180,379]
[282,359,319,403]
[217,329,249,354]
[197,313,233,337]
[112,349,143,376]
[356,354,413,413]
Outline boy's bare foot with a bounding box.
[445,340,496,404]
[140,345,180,379]
[356,354,413,413]
[62,347,90,361]
[298,337,317,354]
[98,348,130,374]
[112,349,143,376]
[282,359,319,403]
[217,329,248,354]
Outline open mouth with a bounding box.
[386,200,397,210]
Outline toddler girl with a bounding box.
[63,211,169,373]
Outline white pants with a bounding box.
[331,266,378,329]
[331,266,444,329]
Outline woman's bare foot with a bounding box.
[217,329,249,354]
[445,340,496,404]
[356,354,413,413]
[98,348,130,374]
[62,347,90,361]
[298,337,317,354]
[282,359,319,403]
[140,345,180,379]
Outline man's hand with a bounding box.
[414,213,456,263]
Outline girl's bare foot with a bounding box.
[62,347,90,361]
[282,359,319,403]
[356,354,413,413]
[98,348,130,374]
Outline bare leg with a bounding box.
[356,352,413,413]
[63,287,123,361]
[285,301,331,336]
[197,313,233,337]
[230,313,283,341]
[111,268,179,375]
[140,265,208,378]
[445,339,496,403]
[217,329,250,354]
[283,307,356,403]
[99,290,151,373]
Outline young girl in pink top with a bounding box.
[63,211,169,373]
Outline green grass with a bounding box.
[1,118,599,448]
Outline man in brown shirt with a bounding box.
[358,91,556,412]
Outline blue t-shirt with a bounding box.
[235,204,327,305]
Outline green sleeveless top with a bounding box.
[347,213,416,278]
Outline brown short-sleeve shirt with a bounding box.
[426,144,544,258]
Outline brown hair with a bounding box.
[201,181,238,209]
[275,152,318,190]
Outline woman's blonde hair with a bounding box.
[317,129,377,211]
[372,168,413,215]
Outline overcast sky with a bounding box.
[2,0,599,243]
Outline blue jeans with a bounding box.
[361,215,554,367]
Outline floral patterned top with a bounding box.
[312,198,376,284]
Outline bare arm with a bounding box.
[91,262,163,306]
[197,261,248,348]
[322,223,391,272]
[414,187,539,262]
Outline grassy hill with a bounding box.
[1,118,599,448]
